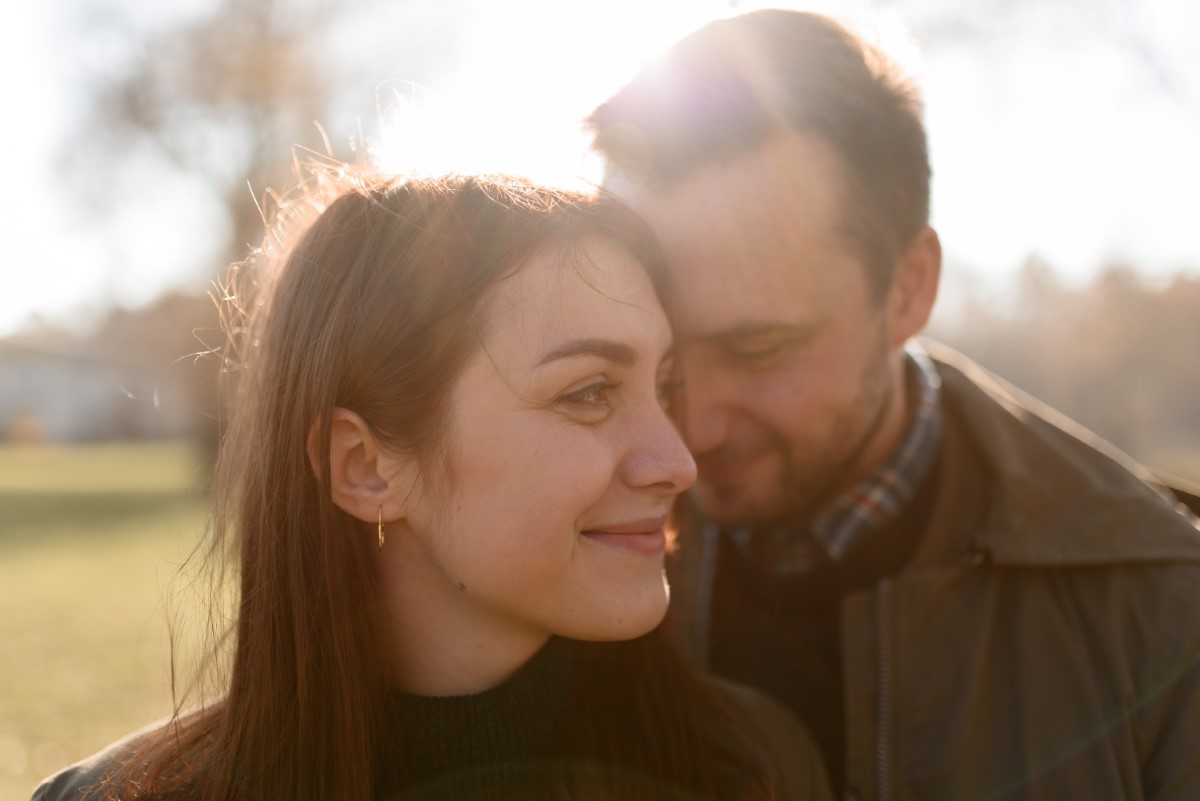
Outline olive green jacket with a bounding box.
[666,345,1200,801]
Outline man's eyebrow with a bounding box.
[536,338,638,367]
[688,322,816,345]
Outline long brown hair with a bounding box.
[97,168,770,800]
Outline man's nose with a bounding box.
[676,370,733,457]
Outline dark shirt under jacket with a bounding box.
[708,452,940,792]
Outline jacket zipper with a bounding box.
[874,578,892,801]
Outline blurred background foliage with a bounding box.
[2,0,1198,799]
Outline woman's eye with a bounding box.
[558,381,620,411]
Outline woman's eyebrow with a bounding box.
[536,338,637,368]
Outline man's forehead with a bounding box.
[602,134,869,338]
[613,133,846,226]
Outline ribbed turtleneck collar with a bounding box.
[375,637,575,800]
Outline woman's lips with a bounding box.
[580,519,667,556]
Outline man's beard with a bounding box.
[773,373,893,527]
[701,342,895,530]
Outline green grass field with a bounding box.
[0,441,211,801]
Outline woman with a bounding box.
[34,170,832,800]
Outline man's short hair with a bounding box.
[588,10,930,297]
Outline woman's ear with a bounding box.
[318,407,420,524]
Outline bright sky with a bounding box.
[2,0,1198,336]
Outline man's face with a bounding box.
[632,134,905,527]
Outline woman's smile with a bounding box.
[580,517,669,556]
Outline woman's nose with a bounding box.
[623,402,698,495]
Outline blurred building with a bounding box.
[0,292,220,444]
[0,340,198,443]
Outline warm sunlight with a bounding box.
[370,0,725,189]
[3,0,1198,335]
[7,4,1200,799]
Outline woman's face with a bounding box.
[384,238,695,690]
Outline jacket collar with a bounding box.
[918,342,1200,567]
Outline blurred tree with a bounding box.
[931,261,1200,482]
[56,0,351,457]
[64,0,347,270]
[56,0,478,310]
[52,0,469,452]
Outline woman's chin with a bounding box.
[562,576,670,642]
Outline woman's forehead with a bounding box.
[475,240,669,368]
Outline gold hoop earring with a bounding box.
[377,506,385,552]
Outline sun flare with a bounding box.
[370,1,725,189]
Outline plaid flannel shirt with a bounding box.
[732,342,943,575]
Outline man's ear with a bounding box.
[317,407,420,525]
[887,225,942,347]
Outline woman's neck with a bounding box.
[377,543,551,696]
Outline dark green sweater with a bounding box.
[33,637,834,800]
[375,637,574,800]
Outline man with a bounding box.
[588,10,1200,801]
